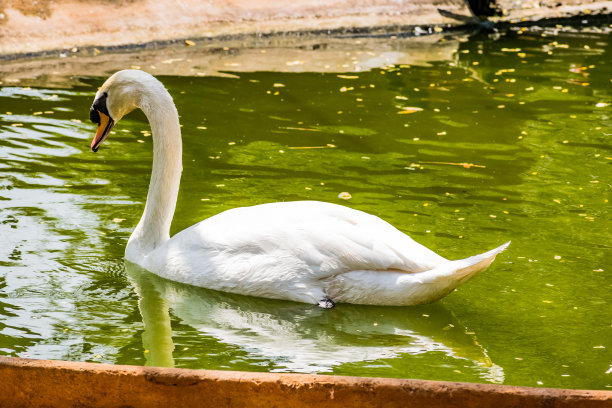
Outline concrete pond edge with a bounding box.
[0,356,610,407]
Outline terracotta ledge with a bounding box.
[0,356,610,408]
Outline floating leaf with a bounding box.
[288,144,336,150]
[398,107,423,114]
[280,127,320,132]
[420,161,486,169]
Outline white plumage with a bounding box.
[90,69,510,307]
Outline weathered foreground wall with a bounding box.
[0,357,610,408]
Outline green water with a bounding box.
[0,28,610,390]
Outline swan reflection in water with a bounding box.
[126,261,504,383]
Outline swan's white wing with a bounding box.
[153,201,447,288]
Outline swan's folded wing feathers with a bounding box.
[187,201,447,280]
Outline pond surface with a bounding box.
[0,27,610,390]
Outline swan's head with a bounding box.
[89,69,160,152]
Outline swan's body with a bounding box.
[90,70,509,307]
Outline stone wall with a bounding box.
[0,0,474,55]
[1,0,611,57]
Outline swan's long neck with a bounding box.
[126,85,182,261]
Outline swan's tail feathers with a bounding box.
[397,241,510,306]
[449,241,511,282]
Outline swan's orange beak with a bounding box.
[91,111,115,152]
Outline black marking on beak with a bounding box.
[90,92,110,124]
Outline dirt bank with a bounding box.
[2,0,611,58]
[0,0,474,56]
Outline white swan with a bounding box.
[89,69,510,308]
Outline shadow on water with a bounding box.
[125,261,504,383]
